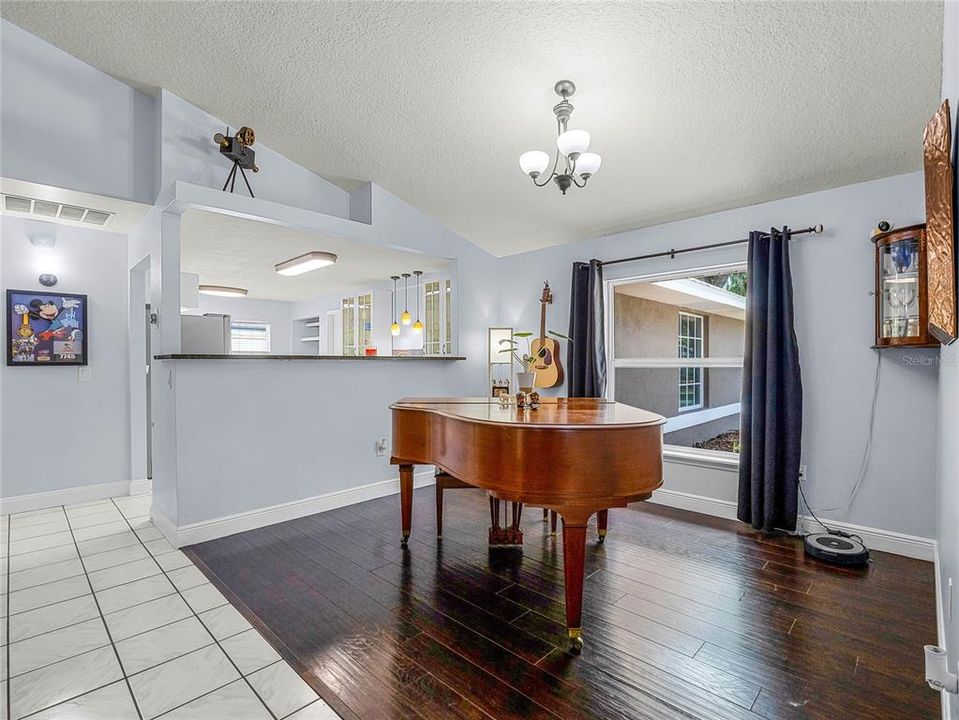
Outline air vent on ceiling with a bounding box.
[4,196,32,213]
[83,210,112,226]
[0,194,114,227]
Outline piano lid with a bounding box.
[390,397,665,429]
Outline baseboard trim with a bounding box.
[0,480,133,515]
[162,471,437,548]
[648,488,935,561]
[796,515,934,562]
[933,542,951,720]
[151,505,179,546]
[129,479,152,496]
[648,488,739,520]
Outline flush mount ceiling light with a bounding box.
[274,251,337,276]
[519,80,602,195]
[198,285,248,297]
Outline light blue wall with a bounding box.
[0,19,155,203]
[0,16,947,559]
[937,3,959,716]
[1,217,132,496]
[158,90,351,219]
[151,180,497,525]
[496,172,939,540]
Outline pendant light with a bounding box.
[390,275,401,336]
[412,270,424,333]
[400,273,412,325]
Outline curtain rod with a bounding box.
[599,224,824,267]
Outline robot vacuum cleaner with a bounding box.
[804,532,870,566]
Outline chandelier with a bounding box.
[519,80,602,195]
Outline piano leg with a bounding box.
[435,482,444,539]
[550,510,558,537]
[561,516,588,652]
[543,508,549,522]
[399,464,414,547]
[597,509,608,543]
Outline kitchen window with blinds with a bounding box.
[230,321,272,354]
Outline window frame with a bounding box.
[230,320,272,354]
[677,311,705,412]
[420,276,454,355]
[605,261,747,465]
[341,291,373,356]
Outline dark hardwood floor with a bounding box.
[185,487,938,720]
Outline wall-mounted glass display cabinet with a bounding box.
[873,224,939,348]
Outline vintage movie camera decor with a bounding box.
[213,126,259,197]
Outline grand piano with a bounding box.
[391,396,665,650]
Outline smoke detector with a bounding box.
[1,194,114,227]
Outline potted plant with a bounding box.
[499,330,571,394]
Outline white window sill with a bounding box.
[663,446,740,471]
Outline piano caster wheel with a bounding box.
[568,630,583,653]
[401,533,410,548]
[597,532,606,544]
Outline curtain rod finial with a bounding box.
[813,224,824,234]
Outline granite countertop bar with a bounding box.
[155,354,467,361]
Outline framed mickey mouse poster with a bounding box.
[6,290,88,366]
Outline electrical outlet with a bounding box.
[799,464,807,482]
[78,367,92,382]
[375,438,388,457]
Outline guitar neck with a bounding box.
[539,303,547,342]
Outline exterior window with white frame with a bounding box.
[231,321,271,354]
[678,312,704,411]
[609,267,746,455]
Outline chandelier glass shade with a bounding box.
[519,80,601,195]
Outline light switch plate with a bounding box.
[78,366,92,382]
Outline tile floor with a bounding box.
[1,493,339,720]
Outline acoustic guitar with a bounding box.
[531,282,564,388]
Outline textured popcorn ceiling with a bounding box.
[1,1,943,256]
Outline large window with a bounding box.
[342,292,372,356]
[678,312,704,410]
[423,278,454,355]
[609,267,746,455]
[231,321,271,354]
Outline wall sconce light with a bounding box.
[39,273,58,287]
[30,235,56,249]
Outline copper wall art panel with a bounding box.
[923,99,957,344]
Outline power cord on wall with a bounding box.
[797,351,881,543]
[798,480,865,545]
